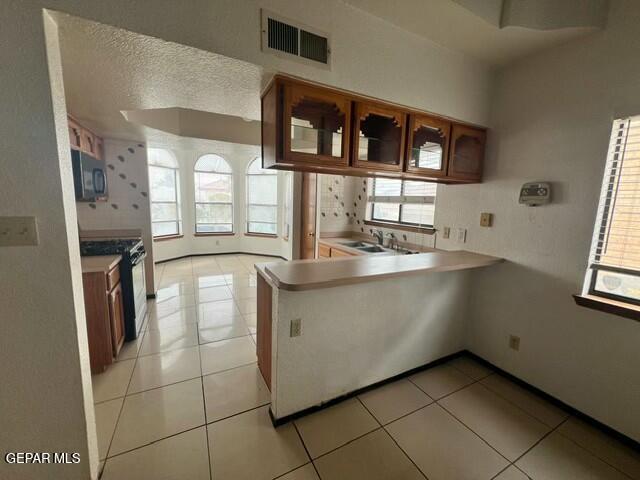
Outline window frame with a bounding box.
[579,116,640,312]
[194,154,234,235]
[369,178,436,231]
[246,157,278,236]
[148,149,182,239]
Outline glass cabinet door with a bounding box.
[284,84,351,166]
[406,114,451,178]
[352,102,406,171]
[448,124,486,182]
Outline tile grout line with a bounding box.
[100,323,147,473]
[444,361,637,480]
[193,264,214,480]
[292,422,323,479]
[355,396,431,480]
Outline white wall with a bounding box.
[434,0,640,441]
[151,143,292,264]
[76,138,155,294]
[0,1,491,477]
[0,11,97,480]
[270,269,472,419]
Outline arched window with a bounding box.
[148,148,181,237]
[194,154,233,233]
[246,158,278,235]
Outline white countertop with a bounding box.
[258,250,503,291]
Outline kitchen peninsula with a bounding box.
[255,250,503,422]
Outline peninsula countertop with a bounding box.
[257,250,503,291]
[81,254,122,274]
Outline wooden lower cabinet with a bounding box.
[319,243,331,258]
[108,282,125,356]
[329,247,353,258]
[256,274,272,390]
[82,264,125,373]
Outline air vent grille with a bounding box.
[262,10,330,68]
[300,30,328,64]
[267,18,299,56]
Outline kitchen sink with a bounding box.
[340,241,369,248]
[357,245,386,253]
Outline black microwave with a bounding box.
[71,149,108,201]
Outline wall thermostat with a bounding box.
[519,182,551,206]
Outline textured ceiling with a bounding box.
[345,0,603,65]
[56,13,266,148]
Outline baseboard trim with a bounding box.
[269,349,640,451]
[464,351,640,451]
[269,350,465,427]
[155,252,287,264]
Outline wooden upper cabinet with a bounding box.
[68,115,104,159]
[260,75,487,183]
[448,124,486,182]
[352,102,406,172]
[80,129,96,157]
[284,83,351,167]
[94,136,104,161]
[405,114,451,178]
[68,118,82,150]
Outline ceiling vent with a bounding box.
[261,9,331,69]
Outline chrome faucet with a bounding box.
[371,229,384,245]
[386,232,398,250]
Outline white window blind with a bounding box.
[148,148,181,237]
[194,154,234,234]
[246,158,278,235]
[588,116,640,303]
[370,178,436,227]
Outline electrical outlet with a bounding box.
[456,228,467,243]
[509,335,520,351]
[215,240,220,246]
[0,216,39,246]
[480,212,493,227]
[290,318,302,337]
[442,227,451,239]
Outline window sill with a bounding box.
[245,232,278,238]
[364,220,436,235]
[194,232,235,237]
[573,294,640,322]
[153,234,184,242]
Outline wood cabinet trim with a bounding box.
[351,100,407,172]
[447,123,486,182]
[282,82,352,167]
[405,113,451,178]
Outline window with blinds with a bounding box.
[369,178,436,228]
[587,116,640,304]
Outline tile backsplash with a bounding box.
[319,174,436,249]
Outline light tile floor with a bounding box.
[93,254,640,480]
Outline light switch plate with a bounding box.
[480,213,493,227]
[290,318,302,337]
[456,228,467,243]
[0,216,39,246]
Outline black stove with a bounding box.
[80,238,147,340]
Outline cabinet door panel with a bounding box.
[284,83,351,167]
[352,102,406,172]
[108,283,125,357]
[68,118,82,150]
[448,124,486,182]
[80,129,96,156]
[406,114,450,178]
